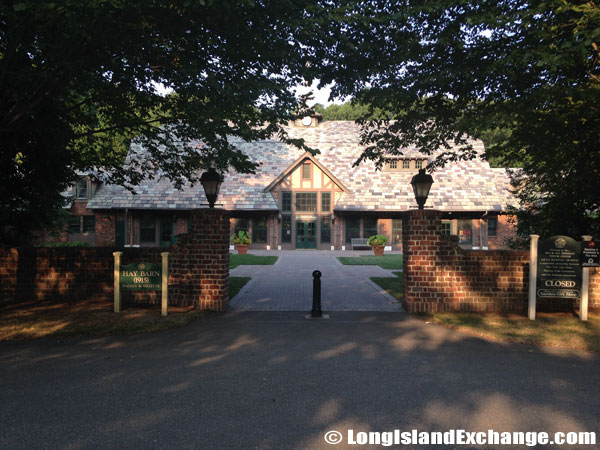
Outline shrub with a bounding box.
[230,230,251,245]
[367,235,388,247]
[36,241,90,248]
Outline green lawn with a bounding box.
[230,254,278,269]
[370,271,403,302]
[338,254,403,270]
[230,276,251,298]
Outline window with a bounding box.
[389,160,398,170]
[415,159,423,169]
[402,159,411,169]
[75,178,88,199]
[295,192,317,212]
[441,220,452,235]
[458,219,472,244]
[321,215,331,244]
[69,215,96,234]
[281,191,292,212]
[363,217,378,239]
[302,162,311,179]
[159,218,174,247]
[140,216,156,243]
[392,219,402,244]
[488,218,498,237]
[321,192,331,212]
[68,216,81,233]
[281,215,292,243]
[253,216,268,243]
[345,217,360,243]
[82,216,96,233]
[233,218,249,236]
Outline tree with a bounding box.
[314,101,391,121]
[318,0,600,241]
[0,0,340,245]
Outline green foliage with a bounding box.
[36,241,90,248]
[314,101,392,121]
[0,0,343,245]
[367,234,387,246]
[230,230,251,245]
[320,1,600,239]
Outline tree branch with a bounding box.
[73,118,166,139]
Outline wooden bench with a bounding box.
[351,238,370,250]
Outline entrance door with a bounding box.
[296,220,317,249]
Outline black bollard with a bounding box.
[311,270,322,317]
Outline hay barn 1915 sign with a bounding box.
[537,236,582,299]
[120,262,162,291]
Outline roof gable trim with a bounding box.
[262,152,350,193]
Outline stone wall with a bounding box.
[402,210,600,313]
[0,209,231,311]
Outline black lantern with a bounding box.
[410,168,434,210]
[200,168,223,208]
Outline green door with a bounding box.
[296,221,317,249]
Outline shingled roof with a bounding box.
[87,121,515,212]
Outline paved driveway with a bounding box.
[1,312,598,450]
[230,250,402,312]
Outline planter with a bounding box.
[236,244,249,255]
[372,245,385,256]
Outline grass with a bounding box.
[230,276,251,298]
[338,254,403,270]
[230,254,278,269]
[0,277,252,340]
[369,272,600,351]
[426,312,600,352]
[370,271,403,302]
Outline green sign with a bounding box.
[120,262,162,291]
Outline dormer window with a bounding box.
[385,158,427,172]
[75,178,88,199]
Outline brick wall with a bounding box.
[1,209,231,312]
[0,247,115,303]
[402,210,600,313]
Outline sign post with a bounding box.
[528,235,539,320]
[537,236,582,299]
[161,252,169,317]
[580,236,593,322]
[114,256,169,316]
[113,252,122,313]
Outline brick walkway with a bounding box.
[229,250,403,311]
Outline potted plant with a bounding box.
[368,235,387,256]
[231,230,251,254]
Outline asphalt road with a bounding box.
[1,312,598,450]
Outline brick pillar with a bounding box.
[170,209,230,311]
[402,209,444,313]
